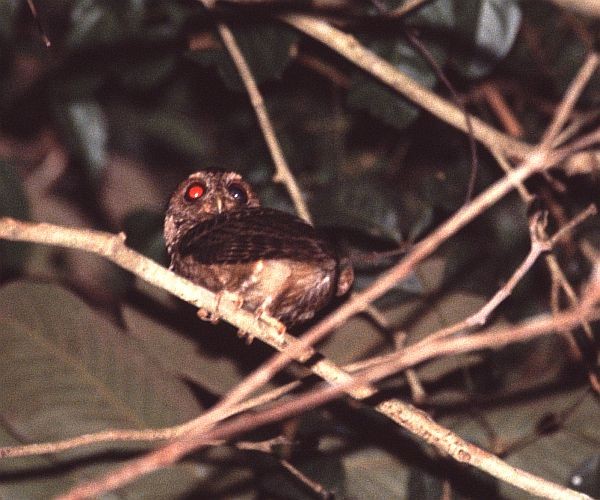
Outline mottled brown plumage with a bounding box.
[164,170,353,327]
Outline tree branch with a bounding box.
[278,13,535,160]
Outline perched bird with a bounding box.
[164,170,353,328]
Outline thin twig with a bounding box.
[403,28,480,204]
[540,53,600,149]
[490,145,599,389]
[200,1,313,223]
[478,82,524,138]
[340,205,597,371]
[279,459,334,499]
[3,32,599,500]
[0,140,579,498]
[388,0,432,18]
[26,0,51,47]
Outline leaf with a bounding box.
[343,446,410,499]
[117,53,178,90]
[312,176,404,242]
[452,0,522,79]
[347,40,440,130]
[498,390,600,498]
[0,427,71,498]
[65,0,186,92]
[122,306,248,396]
[188,23,298,91]
[319,316,387,366]
[110,104,206,161]
[407,453,498,499]
[0,282,202,437]
[68,0,127,47]
[55,100,108,179]
[446,388,600,499]
[0,160,30,274]
[569,454,600,498]
[122,209,167,264]
[347,0,453,129]
[68,0,189,47]
[0,281,208,496]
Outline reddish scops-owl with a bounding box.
[164,171,353,327]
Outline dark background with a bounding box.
[0,1,598,498]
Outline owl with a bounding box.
[164,170,354,329]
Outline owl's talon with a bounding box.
[237,329,254,344]
[197,307,221,324]
[254,307,287,337]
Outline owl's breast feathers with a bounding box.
[171,207,353,326]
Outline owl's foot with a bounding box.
[234,307,286,345]
[258,313,287,336]
[254,302,287,337]
[197,290,244,324]
[196,307,220,324]
[237,328,254,345]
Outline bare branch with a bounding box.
[540,52,600,148]
[278,14,535,159]
[26,0,51,47]
[0,137,578,499]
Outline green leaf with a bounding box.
[499,390,600,497]
[347,0,453,129]
[122,306,249,396]
[65,0,186,91]
[0,281,208,495]
[0,281,202,437]
[446,388,600,499]
[348,40,439,130]
[111,104,206,161]
[451,0,522,79]
[188,23,298,91]
[312,176,404,242]
[0,160,30,274]
[122,209,167,264]
[117,53,178,90]
[569,454,600,498]
[343,446,410,498]
[68,0,187,47]
[0,427,71,498]
[55,100,108,178]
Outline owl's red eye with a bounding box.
[185,182,205,201]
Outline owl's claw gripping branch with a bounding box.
[197,290,244,325]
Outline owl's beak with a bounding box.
[215,196,223,214]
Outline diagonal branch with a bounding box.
[278,13,535,160]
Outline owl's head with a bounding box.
[164,170,260,252]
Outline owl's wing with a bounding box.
[177,208,335,265]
